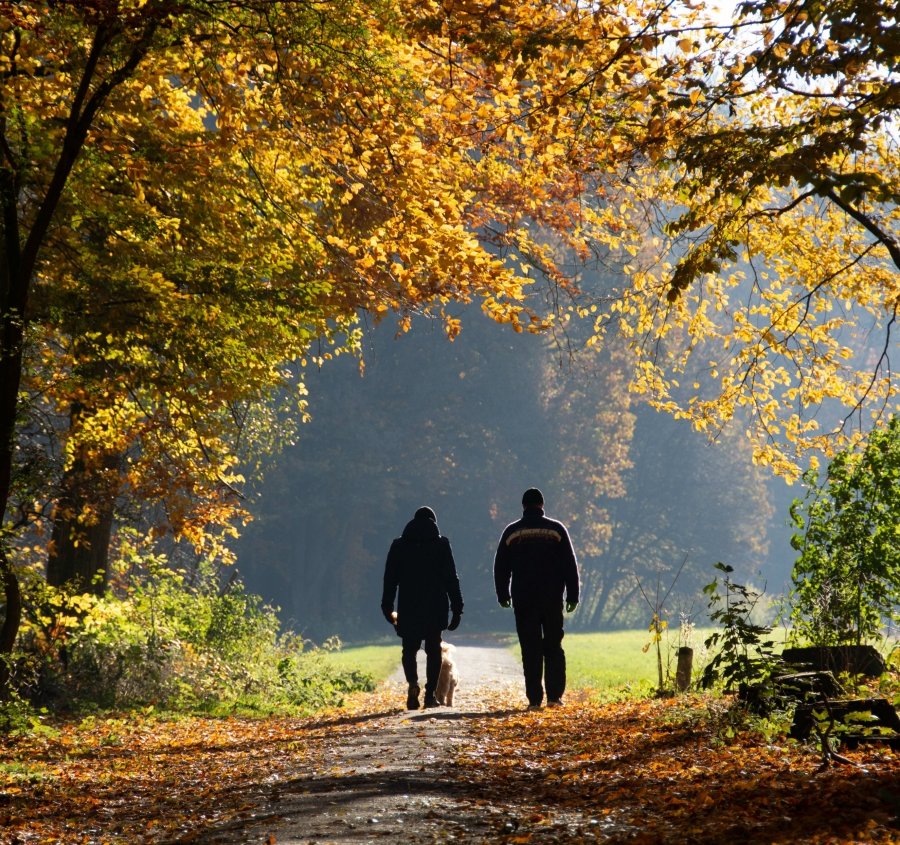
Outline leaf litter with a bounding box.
[1,686,898,844]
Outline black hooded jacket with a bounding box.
[494,506,579,606]
[381,513,464,638]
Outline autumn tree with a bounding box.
[6,0,703,687]
[540,338,636,623]
[2,1,402,629]
[598,0,900,473]
[0,0,536,686]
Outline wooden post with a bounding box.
[675,646,693,691]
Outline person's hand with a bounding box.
[448,612,461,631]
[499,599,511,608]
[566,600,578,613]
[384,609,397,625]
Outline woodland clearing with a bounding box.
[1,637,898,844]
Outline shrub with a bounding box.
[789,417,900,646]
[701,563,781,696]
[12,559,373,718]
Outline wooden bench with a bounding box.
[781,645,886,678]
[790,697,900,749]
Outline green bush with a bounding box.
[701,563,781,696]
[12,560,373,718]
[789,418,900,646]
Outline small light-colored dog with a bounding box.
[435,641,459,706]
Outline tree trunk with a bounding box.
[0,548,22,701]
[586,573,612,629]
[0,171,29,701]
[46,492,116,595]
[46,432,120,594]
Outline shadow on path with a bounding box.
[192,636,525,844]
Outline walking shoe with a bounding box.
[406,683,420,710]
[423,693,440,708]
[547,699,563,708]
[526,703,543,711]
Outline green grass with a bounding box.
[322,643,400,684]
[563,629,707,690]
[562,627,808,690]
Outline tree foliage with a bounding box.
[605,0,900,473]
[789,416,900,646]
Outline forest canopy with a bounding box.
[0,0,897,687]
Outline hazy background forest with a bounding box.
[235,301,798,642]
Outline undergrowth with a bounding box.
[1,560,374,733]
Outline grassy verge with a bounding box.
[563,629,708,692]
[561,628,900,692]
[322,627,900,695]
[323,643,400,684]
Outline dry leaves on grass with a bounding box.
[0,691,390,844]
[451,695,900,845]
[3,688,898,845]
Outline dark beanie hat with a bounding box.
[414,506,437,522]
[522,488,544,508]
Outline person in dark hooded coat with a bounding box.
[381,507,463,709]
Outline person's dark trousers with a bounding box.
[514,600,566,705]
[401,630,443,696]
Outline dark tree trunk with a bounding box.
[46,481,117,594]
[0,548,22,701]
[0,150,30,704]
[586,574,612,628]
[46,410,120,594]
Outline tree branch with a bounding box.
[821,186,900,273]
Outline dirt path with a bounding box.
[385,632,523,689]
[199,634,526,844]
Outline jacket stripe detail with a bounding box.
[505,527,563,546]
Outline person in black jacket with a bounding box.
[494,488,579,709]
[381,507,463,710]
